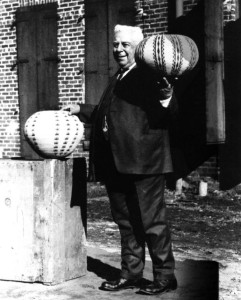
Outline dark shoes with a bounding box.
[100,277,177,295]
[100,277,141,291]
[138,278,177,295]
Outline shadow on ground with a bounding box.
[87,247,219,300]
[87,256,120,281]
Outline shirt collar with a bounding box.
[118,63,136,80]
[120,62,136,73]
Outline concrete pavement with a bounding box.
[0,244,225,300]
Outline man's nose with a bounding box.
[116,44,123,51]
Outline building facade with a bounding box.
[0,0,239,178]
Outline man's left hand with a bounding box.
[157,77,177,99]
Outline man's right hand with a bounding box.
[61,104,80,115]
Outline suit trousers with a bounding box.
[104,160,175,281]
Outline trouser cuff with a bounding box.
[121,270,143,280]
[155,273,176,280]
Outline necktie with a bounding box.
[117,68,127,81]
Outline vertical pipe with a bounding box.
[176,0,184,17]
[174,0,184,195]
[205,0,225,143]
[239,0,241,18]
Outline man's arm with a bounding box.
[61,103,96,124]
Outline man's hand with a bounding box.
[61,104,80,115]
[157,77,177,99]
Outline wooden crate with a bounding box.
[0,158,87,285]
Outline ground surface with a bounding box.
[87,177,241,300]
[0,177,240,299]
[87,178,241,255]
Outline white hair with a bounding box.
[114,25,144,45]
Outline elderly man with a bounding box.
[63,24,177,296]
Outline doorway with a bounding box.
[16,3,59,159]
[84,0,135,105]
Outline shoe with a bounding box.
[138,278,177,295]
[100,277,141,291]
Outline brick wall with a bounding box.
[134,0,169,35]
[0,0,20,158]
[57,0,85,156]
[134,0,237,35]
[57,0,85,109]
[223,0,239,24]
[183,0,199,13]
[134,0,199,35]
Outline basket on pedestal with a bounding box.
[24,110,84,159]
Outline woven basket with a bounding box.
[24,110,84,158]
[135,34,199,76]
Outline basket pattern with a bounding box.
[24,110,84,158]
[135,34,199,76]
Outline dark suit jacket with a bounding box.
[78,66,178,181]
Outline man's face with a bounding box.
[113,31,137,69]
